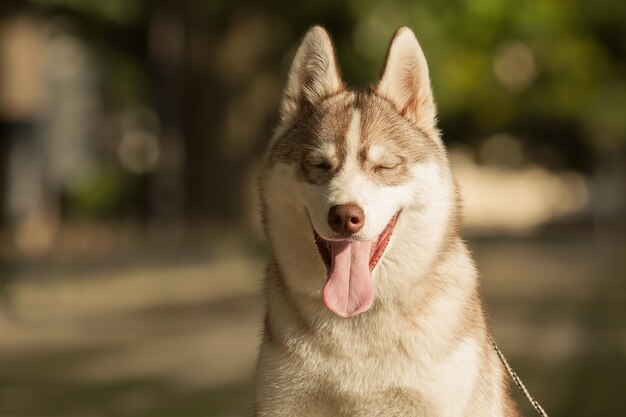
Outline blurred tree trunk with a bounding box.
[182,8,246,224]
[183,14,220,222]
[148,0,186,227]
[0,124,9,225]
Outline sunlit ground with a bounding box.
[0,226,624,417]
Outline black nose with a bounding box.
[328,204,365,235]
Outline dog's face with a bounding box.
[263,27,454,318]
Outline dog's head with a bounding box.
[262,27,457,318]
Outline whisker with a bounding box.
[319,192,332,201]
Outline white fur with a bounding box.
[427,338,480,417]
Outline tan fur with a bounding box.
[255,26,521,416]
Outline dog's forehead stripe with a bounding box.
[344,108,361,166]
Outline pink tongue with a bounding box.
[322,240,375,318]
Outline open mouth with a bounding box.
[312,212,400,318]
[313,212,399,272]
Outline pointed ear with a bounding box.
[376,27,436,127]
[280,26,343,121]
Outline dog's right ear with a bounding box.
[280,26,343,122]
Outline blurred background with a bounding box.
[0,0,624,416]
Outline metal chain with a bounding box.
[489,336,549,417]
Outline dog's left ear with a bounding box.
[376,27,436,127]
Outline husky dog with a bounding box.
[255,26,520,417]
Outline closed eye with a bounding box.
[313,161,332,170]
[305,154,335,171]
[374,163,400,172]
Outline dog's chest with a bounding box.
[285,317,481,416]
[295,319,419,383]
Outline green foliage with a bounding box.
[65,168,137,217]
[30,0,145,25]
[262,0,626,153]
